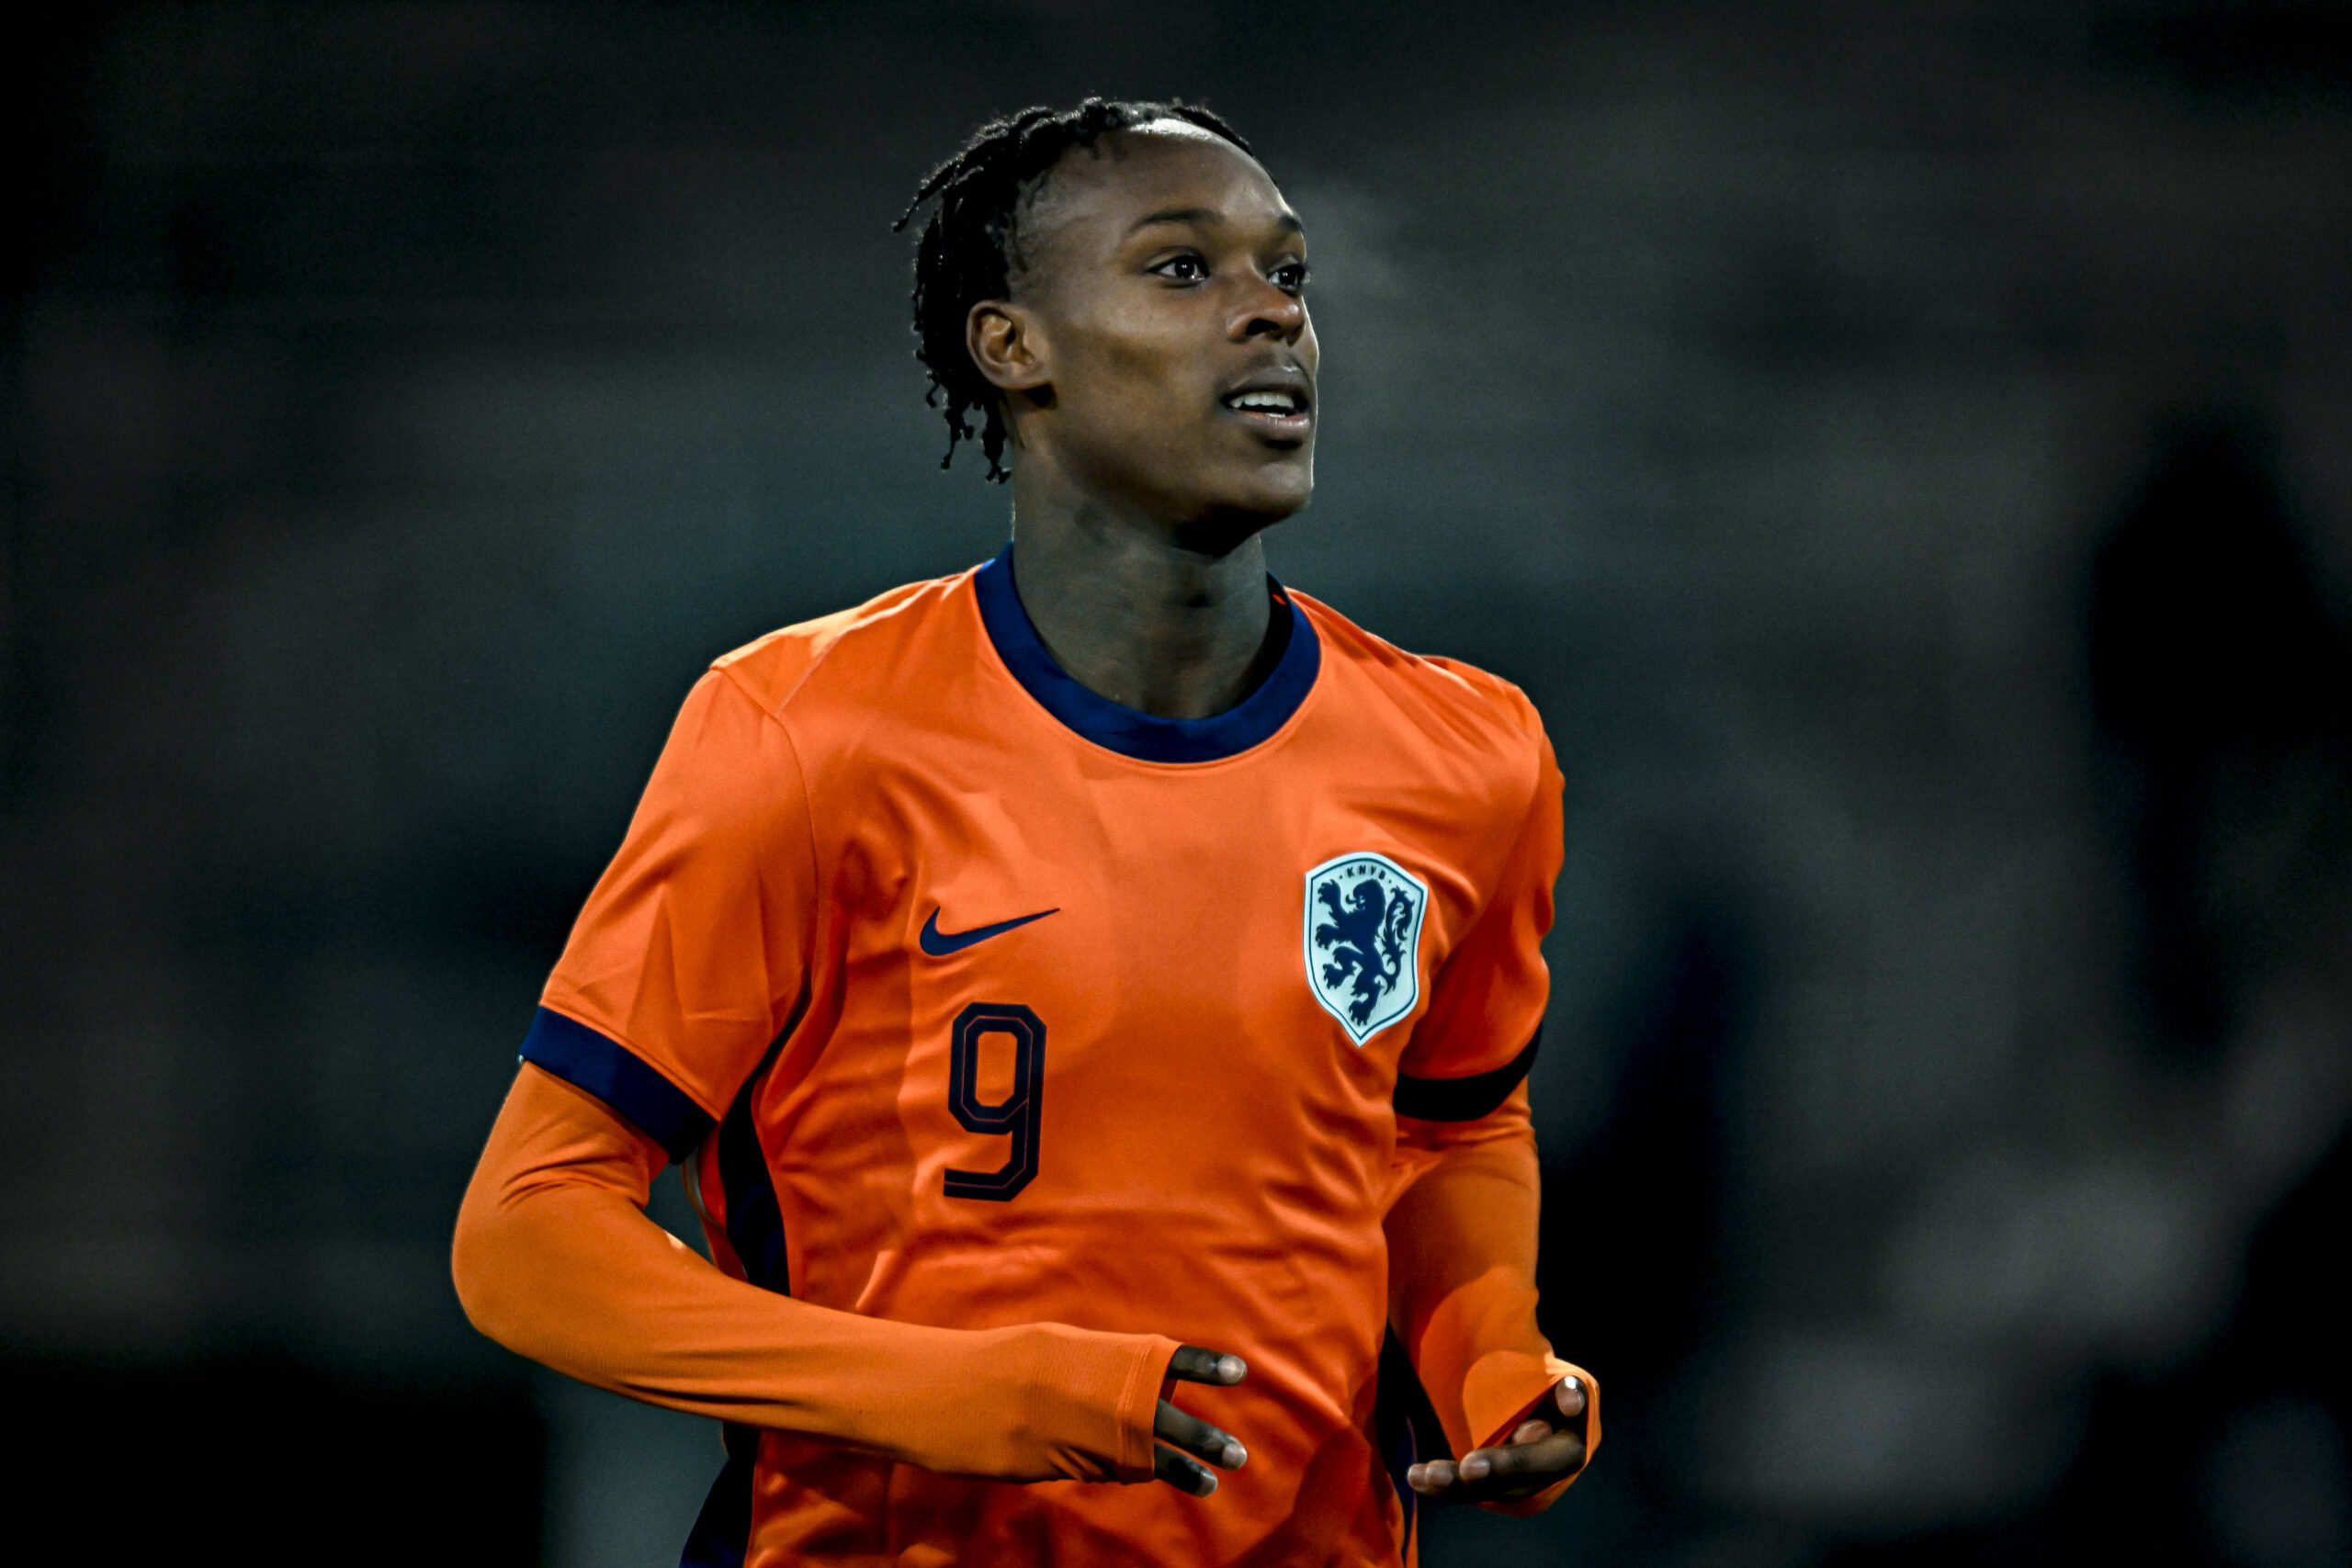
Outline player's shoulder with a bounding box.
[1292,588,1550,773]
[707,569,974,719]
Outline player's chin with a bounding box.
[1208,447,1315,521]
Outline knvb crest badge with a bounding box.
[1305,852,1430,1044]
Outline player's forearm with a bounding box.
[1386,1090,1548,1451]
[452,1066,1173,1483]
[1385,1084,1596,1506]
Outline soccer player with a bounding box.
[453,97,1596,1566]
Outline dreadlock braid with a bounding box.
[895,97,1255,481]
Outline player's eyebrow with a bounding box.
[1127,207,1305,238]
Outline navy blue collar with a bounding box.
[972,546,1320,763]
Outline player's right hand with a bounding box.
[1153,1345,1249,1495]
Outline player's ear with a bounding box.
[967,299,1051,397]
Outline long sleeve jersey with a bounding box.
[452,553,1597,1565]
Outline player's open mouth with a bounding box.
[1218,370,1313,437]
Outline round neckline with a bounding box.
[970,546,1322,764]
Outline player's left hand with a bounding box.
[1404,1376,1587,1505]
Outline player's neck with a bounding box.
[1005,480,1281,724]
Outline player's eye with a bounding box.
[1150,254,1208,284]
[1271,261,1309,294]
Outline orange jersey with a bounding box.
[520,551,1577,1565]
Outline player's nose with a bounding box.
[1231,277,1306,343]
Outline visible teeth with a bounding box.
[1227,391,1299,413]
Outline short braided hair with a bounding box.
[895,97,1255,481]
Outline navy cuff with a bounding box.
[519,1007,716,1163]
[1394,1031,1541,1122]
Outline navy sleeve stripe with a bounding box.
[1394,1031,1541,1122]
[519,1007,716,1163]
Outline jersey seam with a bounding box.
[716,571,962,716]
[1286,588,1529,708]
[709,660,830,1032]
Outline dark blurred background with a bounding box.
[6,3,2351,1563]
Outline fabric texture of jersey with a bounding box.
[528,552,1582,1566]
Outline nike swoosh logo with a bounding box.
[919,906,1059,957]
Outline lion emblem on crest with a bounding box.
[1304,852,1429,1043]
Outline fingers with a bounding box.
[1462,1429,1587,1495]
[1156,1398,1247,1472]
[1154,1440,1221,1496]
[1459,1428,1583,1484]
[1408,1429,1587,1502]
[1554,1374,1589,1421]
[1154,1346,1248,1496]
[1406,1459,1457,1495]
[1166,1345,1248,1386]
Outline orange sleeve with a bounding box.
[1386,718,1595,1513]
[1386,1083,1599,1516]
[452,1063,1178,1484]
[532,668,817,1129]
[1398,715,1560,1088]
